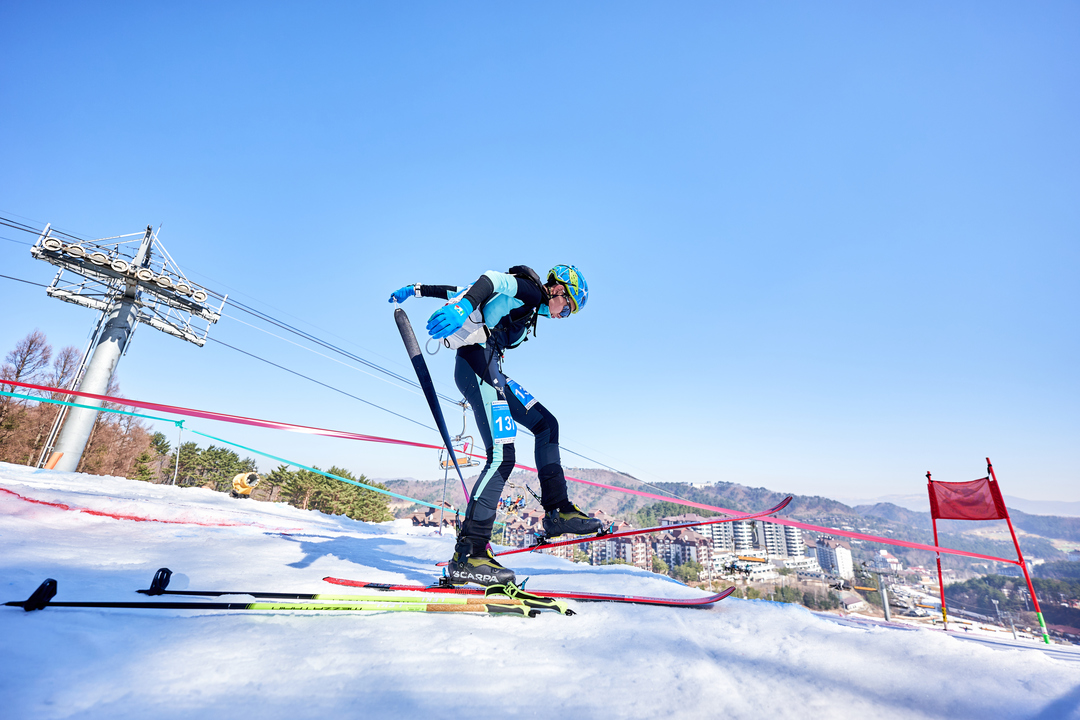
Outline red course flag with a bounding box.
[927,476,1008,521]
[926,461,1050,645]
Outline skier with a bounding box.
[389,265,602,585]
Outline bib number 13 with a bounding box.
[490,400,516,445]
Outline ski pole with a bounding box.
[6,579,538,617]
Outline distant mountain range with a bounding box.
[834,493,1080,518]
[381,469,1080,566]
[379,471,1080,520]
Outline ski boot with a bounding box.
[542,503,603,537]
[447,536,517,587]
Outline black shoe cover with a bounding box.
[447,537,517,586]
[543,505,603,536]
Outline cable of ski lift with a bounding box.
[206,337,437,433]
[222,310,427,399]
[0,214,93,243]
[216,293,461,406]
[0,273,48,288]
[0,217,45,235]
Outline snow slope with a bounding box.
[2,462,1079,720]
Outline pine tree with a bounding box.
[131,451,157,482]
[267,464,391,522]
[167,442,255,490]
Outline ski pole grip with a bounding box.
[20,579,58,611]
[142,567,173,596]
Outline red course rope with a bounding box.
[0,486,297,531]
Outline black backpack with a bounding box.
[506,265,549,346]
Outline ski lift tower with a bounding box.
[29,224,225,472]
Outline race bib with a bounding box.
[505,378,538,411]
[490,400,516,445]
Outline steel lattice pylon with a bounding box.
[30,223,225,472]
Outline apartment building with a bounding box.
[655,527,713,568]
[784,524,806,557]
[761,521,786,557]
[732,520,758,552]
[660,513,734,555]
[815,537,855,580]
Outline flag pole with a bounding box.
[927,471,949,632]
[987,458,1050,645]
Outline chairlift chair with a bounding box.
[439,437,480,470]
[437,401,480,471]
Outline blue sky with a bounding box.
[2,2,1077,503]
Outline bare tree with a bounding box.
[0,330,54,454]
[46,345,81,392]
[1,329,52,383]
[0,330,52,424]
[78,409,152,478]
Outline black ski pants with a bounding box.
[454,343,569,544]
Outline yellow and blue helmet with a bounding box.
[548,264,588,314]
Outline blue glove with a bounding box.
[427,298,473,339]
[389,285,414,304]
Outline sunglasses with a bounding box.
[552,288,573,318]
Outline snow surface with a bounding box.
[2,462,1079,720]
